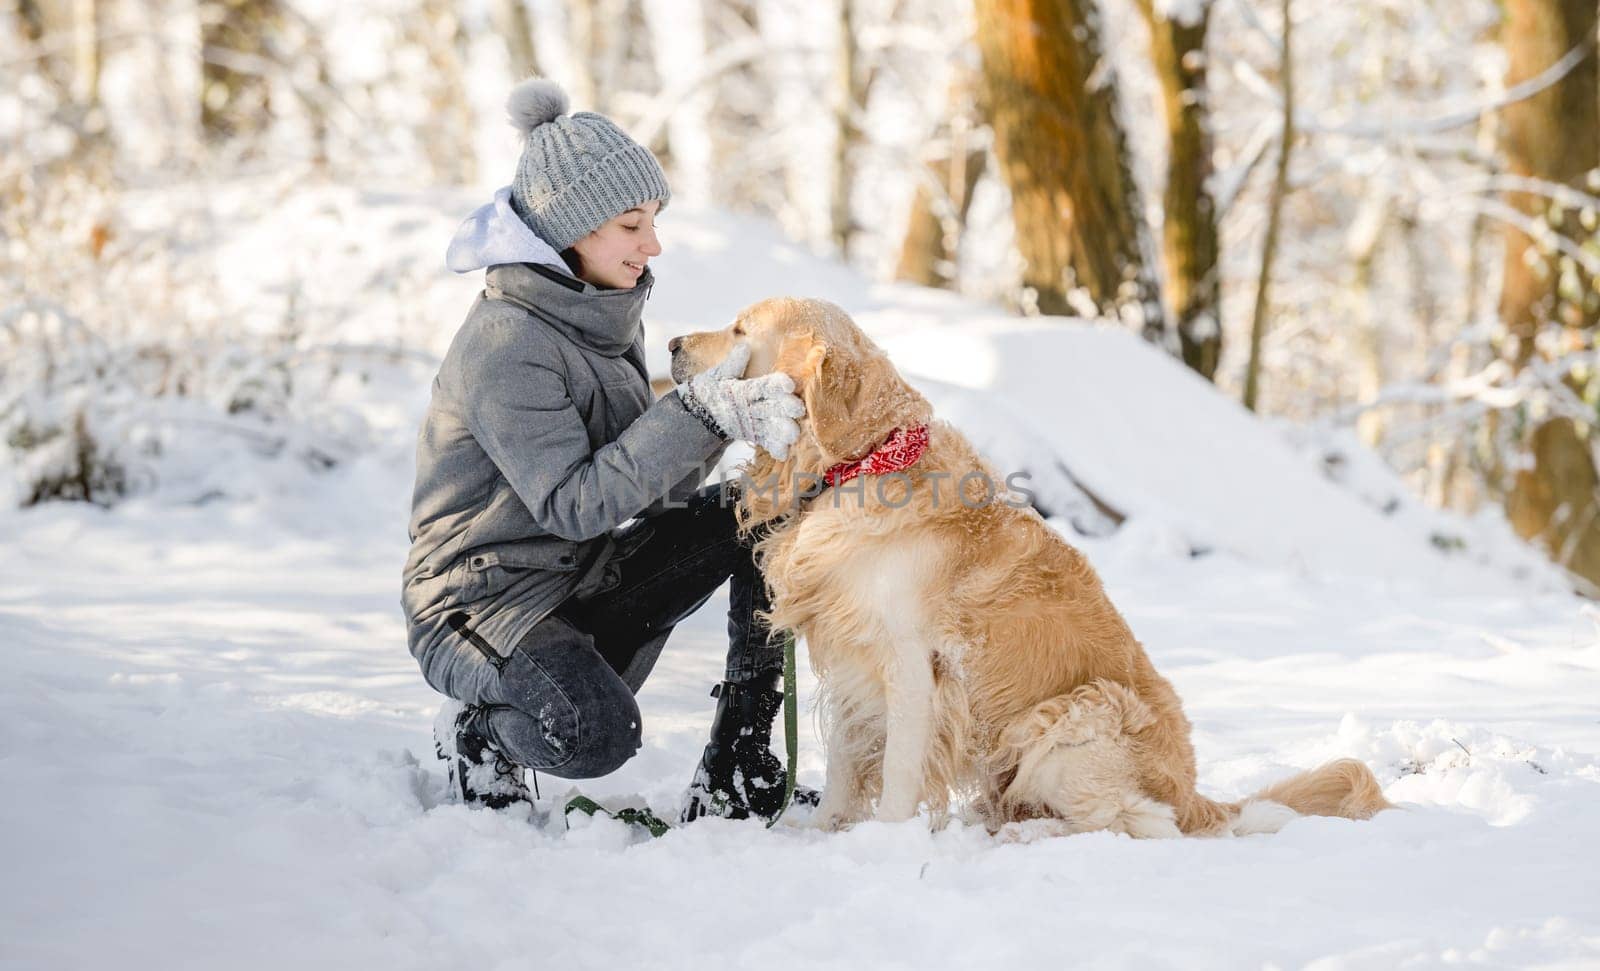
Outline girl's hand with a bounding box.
[677,344,806,459]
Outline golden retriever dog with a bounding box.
[670,297,1391,837]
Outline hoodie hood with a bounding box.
[451,187,654,357]
[446,186,572,275]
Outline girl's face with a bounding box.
[571,200,663,289]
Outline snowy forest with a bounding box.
[5,1,1600,968]
[7,0,1600,589]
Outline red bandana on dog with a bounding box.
[821,425,931,487]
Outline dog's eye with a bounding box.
[732,324,745,336]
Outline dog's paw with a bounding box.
[808,801,858,832]
[808,817,851,832]
[995,819,1076,844]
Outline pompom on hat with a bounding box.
[505,78,671,251]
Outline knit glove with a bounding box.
[677,344,805,459]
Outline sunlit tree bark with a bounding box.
[973,0,1164,333]
[1136,0,1220,380]
[1499,0,1600,590]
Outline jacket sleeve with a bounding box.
[638,440,733,518]
[459,320,728,542]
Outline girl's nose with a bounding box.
[641,226,663,257]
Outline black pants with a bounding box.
[473,487,781,779]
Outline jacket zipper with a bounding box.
[447,612,509,672]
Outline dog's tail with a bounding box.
[1208,759,1392,836]
[1252,758,1393,821]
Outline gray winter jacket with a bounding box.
[403,259,726,693]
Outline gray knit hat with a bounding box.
[505,79,671,251]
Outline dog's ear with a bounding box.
[800,340,851,457]
[773,330,822,387]
[800,339,924,464]
[776,331,858,457]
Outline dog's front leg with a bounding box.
[876,651,934,822]
[811,717,865,830]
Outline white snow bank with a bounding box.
[2,495,1597,970]
[3,182,1598,969]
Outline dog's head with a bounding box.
[669,297,931,523]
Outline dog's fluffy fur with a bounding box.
[671,298,1392,836]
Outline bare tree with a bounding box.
[703,0,774,210]
[895,73,986,289]
[973,0,1165,336]
[14,0,112,156]
[1498,4,1599,348]
[410,0,476,185]
[275,5,335,170]
[13,0,72,99]
[200,0,283,147]
[69,0,101,111]
[567,0,651,117]
[493,0,541,80]
[1135,0,1221,380]
[830,0,868,256]
[564,0,602,112]
[1242,0,1294,412]
[1498,0,1600,587]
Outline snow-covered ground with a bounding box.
[4,184,1598,969]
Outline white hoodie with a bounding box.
[445,187,574,275]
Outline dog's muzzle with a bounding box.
[667,336,697,384]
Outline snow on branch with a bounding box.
[1300,29,1598,141]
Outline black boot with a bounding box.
[681,674,818,822]
[432,700,534,811]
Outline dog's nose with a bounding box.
[667,336,682,353]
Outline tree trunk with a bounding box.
[830,0,867,257]
[618,0,661,154]
[412,0,476,186]
[493,0,541,80]
[973,0,1164,331]
[277,5,334,171]
[1508,418,1600,589]
[71,0,100,109]
[1347,191,1388,446]
[567,0,631,116]
[1499,0,1600,351]
[896,72,986,289]
[1242,0,1294,413]
[199,0,281,146]
[17,0,108,153]
[1135,0,1220,380]
[896,146,987,289]
[1499,0,1600,591]
[13,2,66,124]
[708,0,776,212]
[566,0,599,111]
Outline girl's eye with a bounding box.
[623,224,640,232]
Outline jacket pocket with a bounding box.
[459,539,587,602]
[586,520,656,597]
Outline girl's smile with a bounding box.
[571,200,663,289]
